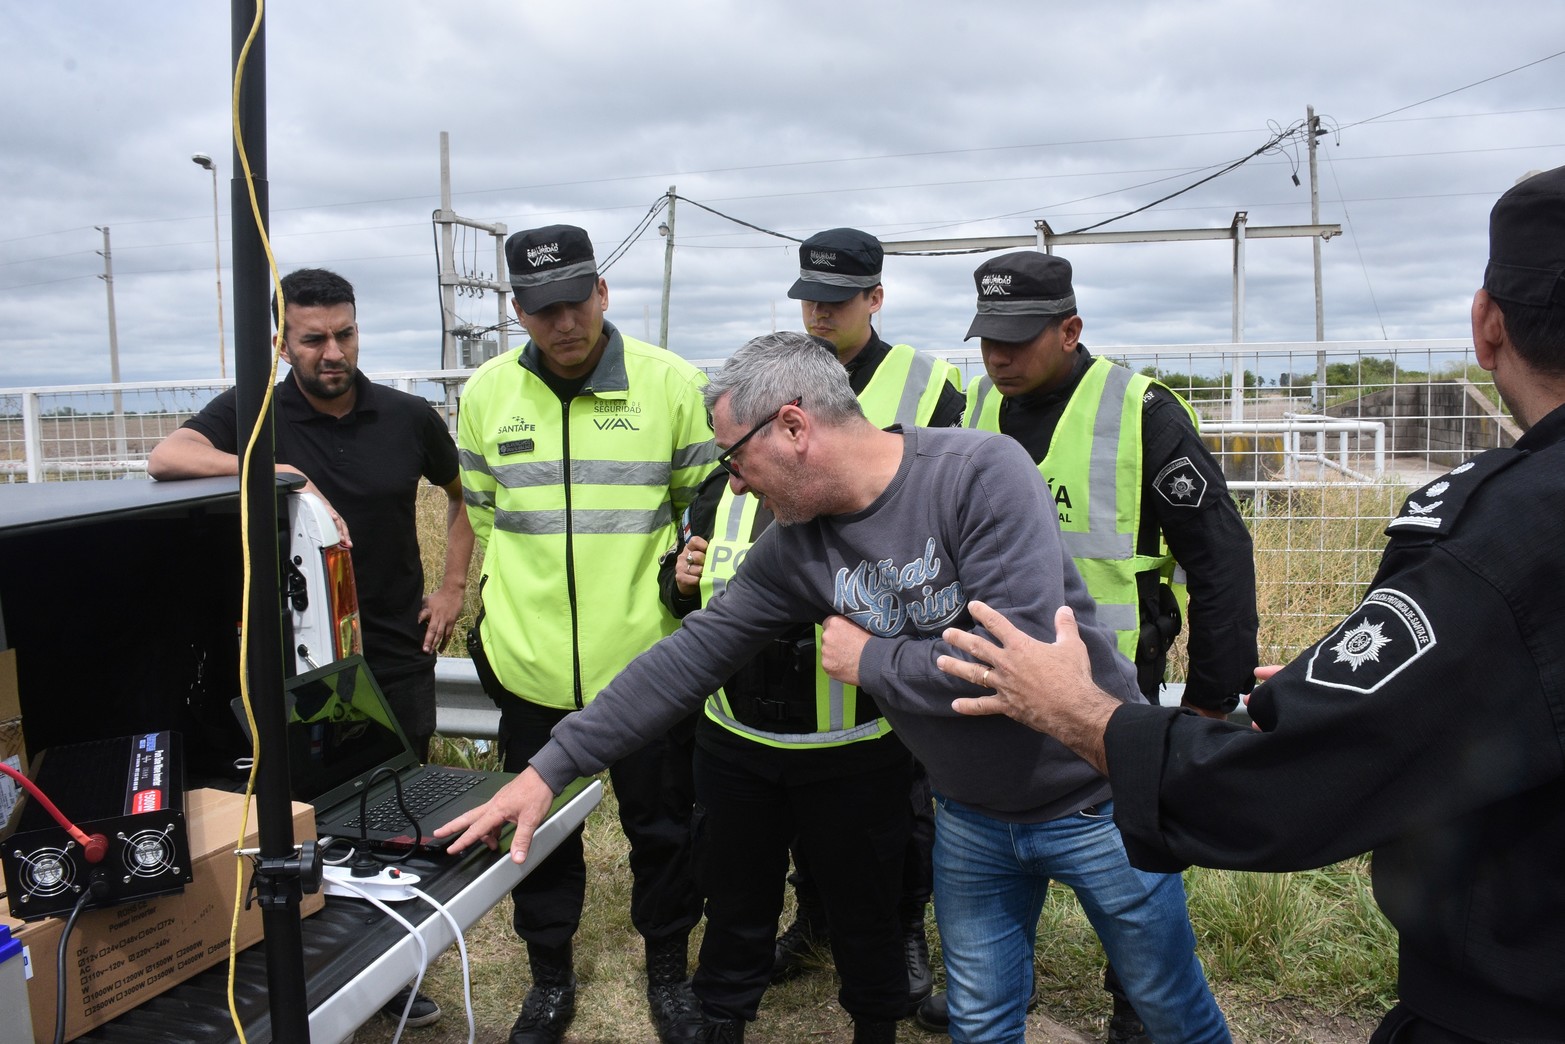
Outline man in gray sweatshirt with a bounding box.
[439,331,1228,1044]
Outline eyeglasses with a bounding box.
[717,397,801,480]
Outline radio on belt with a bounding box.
[2,731,193,919]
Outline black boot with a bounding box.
[852,1018,898,1044]
[1106,994,1150,1044]
[509,944,577,1044]
[914,972,1038,1033]
[771,873,830,983]
[646,936,703,1044]
[697,1016,745,1043]
[903,908,933,1011]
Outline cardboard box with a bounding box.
[0,649,24,835]
[1,788,323,1043]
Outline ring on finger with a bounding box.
[981,668,991,688]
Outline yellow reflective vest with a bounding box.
[459,325,716,708]
[966,356,1195,663]
[699,343,961,747]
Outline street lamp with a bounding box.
[191,153,227,380]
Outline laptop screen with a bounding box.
[283,656,419,811]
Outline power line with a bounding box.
[1340,48,1565,130]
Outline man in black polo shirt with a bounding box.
[147,267,474,1025]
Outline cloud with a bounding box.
[1,1,1562,389]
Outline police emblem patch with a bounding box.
[1306,587,1436,694]
[1153,457,1207,508]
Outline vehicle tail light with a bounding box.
[323,544,362,658]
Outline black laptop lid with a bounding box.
[283,655,421,813]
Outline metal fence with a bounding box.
[1,338,1506,664]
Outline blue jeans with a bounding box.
[932,795,1229,1044]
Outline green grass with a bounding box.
[390,485,1401,1041]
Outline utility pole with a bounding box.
[1308,105,1327,411]
[95,226,128,459]
[659,185,676,349]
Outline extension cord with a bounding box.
[321,863,423,902]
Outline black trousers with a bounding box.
[499,697,702,954]
[792,757,935,922]
[691,742,912,1023]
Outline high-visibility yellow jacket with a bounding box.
[699,342,961,746]
[459,323,716,708]
[966,356,1195,663]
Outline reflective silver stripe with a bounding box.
[492,503,672,536]
[486,458,672,488]
[894,351,939,427]
[826,678,847,730]
[708,491,751,599]
[572,459,672,486]
[704,694,886,747]
[673,437,718,470]
[1090,602,1139,634]
[510,258,596,288]
[1083,364,1133,560]
[463,487,495,511]
[488,459,563,488]
[965,376,997,428]
[1060,528,1133,559]
[798,269,881,289]
[459,447,492,476]
[975,294,1076,315]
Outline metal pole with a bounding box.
[230,2,311,1038]
[659,185,676,349]
[1231,211,1247,422]
[95,226,128,459]
[1308,105,1327,411]
[210,165,228,381]
[438,132,458,371]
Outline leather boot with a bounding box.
[914,971,1038,1033]
[903,909,933,1011]
[697,1016,745,1043]
[646,935,703,1044]
[771,872,830,983]
[1107,994,1151,1044]
[509,943,576,1044]
[852,1018,898,1044]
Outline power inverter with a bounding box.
[2,731,192,920]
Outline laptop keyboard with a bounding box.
[342,770,484,832]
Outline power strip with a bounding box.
[321,863,423,902]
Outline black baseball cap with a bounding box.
[1483,166,1565,309]
[787,228,884,303]
[964,252,1077,342]
[507,224,599,314]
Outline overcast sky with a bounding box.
[2,2,1561,390]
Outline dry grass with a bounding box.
[387,485,1401,1042]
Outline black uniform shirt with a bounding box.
[996,347,1258,709]
[1106,400,1565,1040]
[183,371,459,679]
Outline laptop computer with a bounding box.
[273,655,514,850]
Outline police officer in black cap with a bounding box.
[914,250,1260,1039]
[770,228,965,1011]
[936,164,1565,1044]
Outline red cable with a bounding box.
[0,761,108,863]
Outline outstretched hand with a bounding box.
[433,766,556,864]
[937,600,1116,774]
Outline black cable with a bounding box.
[54,887,97,1044]
[598,195,669,274]
[357,766,420,864]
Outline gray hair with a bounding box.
[703,332,864,427]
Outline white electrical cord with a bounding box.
[325,877,429,1044]
[411,887,477,1044]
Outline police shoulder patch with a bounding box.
[1305,587,1436,694]
[1385,447,1522,538]
[1153,456,1207,508]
